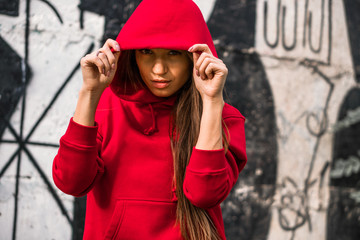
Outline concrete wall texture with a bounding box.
[0,0,359,239]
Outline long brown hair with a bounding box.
[114,50,228,240]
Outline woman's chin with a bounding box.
[149,89,173,98]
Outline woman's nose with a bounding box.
[152,59,168,75]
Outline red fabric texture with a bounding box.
[52,0,247,239]
[116,0,218,58]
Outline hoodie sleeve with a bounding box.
[52,118,105,197]
[183,105,247,209]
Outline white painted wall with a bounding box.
[0,0,104,238]
[255,0,356,239]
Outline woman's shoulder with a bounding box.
[222,103,246,120]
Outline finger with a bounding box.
[192,51,201,70]
[188,44,212,55]
[204,62,217,80]
[198,57,216,80]
[105,38,121,52]
[99,47,116,72]
[188,44,213,65]
[194,53,214,73]
[82,54,106,75]
[188,44,209,65]
[197,54,222,79]
[97,52,111,76]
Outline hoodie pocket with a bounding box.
[104,199,181,240]
[104,200,126,240]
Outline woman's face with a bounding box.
[135,48,192,97]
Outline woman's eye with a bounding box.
[140,49,152,54]
[169,50,181,55]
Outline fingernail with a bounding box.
[115,44,120,51]
[196,69,200,76]
[102,67,105,74]
[112,63,115,69]
[188,46,193,51]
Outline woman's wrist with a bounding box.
[73,87,103,126]
[201,94,224,111]
[196,95,224,150]
[79,85,105,98]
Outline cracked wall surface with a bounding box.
[0,0,359,239]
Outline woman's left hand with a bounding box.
[188,44,228,102]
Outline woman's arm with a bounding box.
[188,44,227,150]
[74,39,121,126]
[52,39,121,196]
[184,45,247,208]
[195,98,224,150]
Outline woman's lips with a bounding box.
[151,79,171,89]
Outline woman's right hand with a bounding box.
[80,39,121,93]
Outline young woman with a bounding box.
[52,0,247,239]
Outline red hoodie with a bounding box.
[52,0,247,239]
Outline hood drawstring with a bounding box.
[143,103,157,135]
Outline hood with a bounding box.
[115,0,218,58]
[108,0,218,135]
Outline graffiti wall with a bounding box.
[0,0,359,239]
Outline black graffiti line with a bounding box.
[0,116,72,224]
[318,161,330,210]
[278,176,307,233]
[327,0,332,65]
[0,111,73,230]
[303,0,309,47]
[282,0,297,51]
[22,145,73,225]
[24,141,59,147]
[12,151,22,240]
[0,115,21,179]
[306,111,328,137]
[217,44,334,66]
[0,6,92,237]
[264,0,281,48]
[0,148,20,179]
[0,115,22,143]
[304,67,334,183]
[276,63,335,236]
[262,54,331,67]
[38,0,64,24]
[24,43,95,143]
[0,140,18,144]
[10,0,31,236]
[265,0,332,64]
[79,8,84,29]
[277,110,308,144]
[306,0,332,64]
[18,73,27,224]
[290,64,334,236]
[0,39,94,240]
[278,207,306,231]
[308,0,325,53]
[0,139,59,148]
[0,107,72,224]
